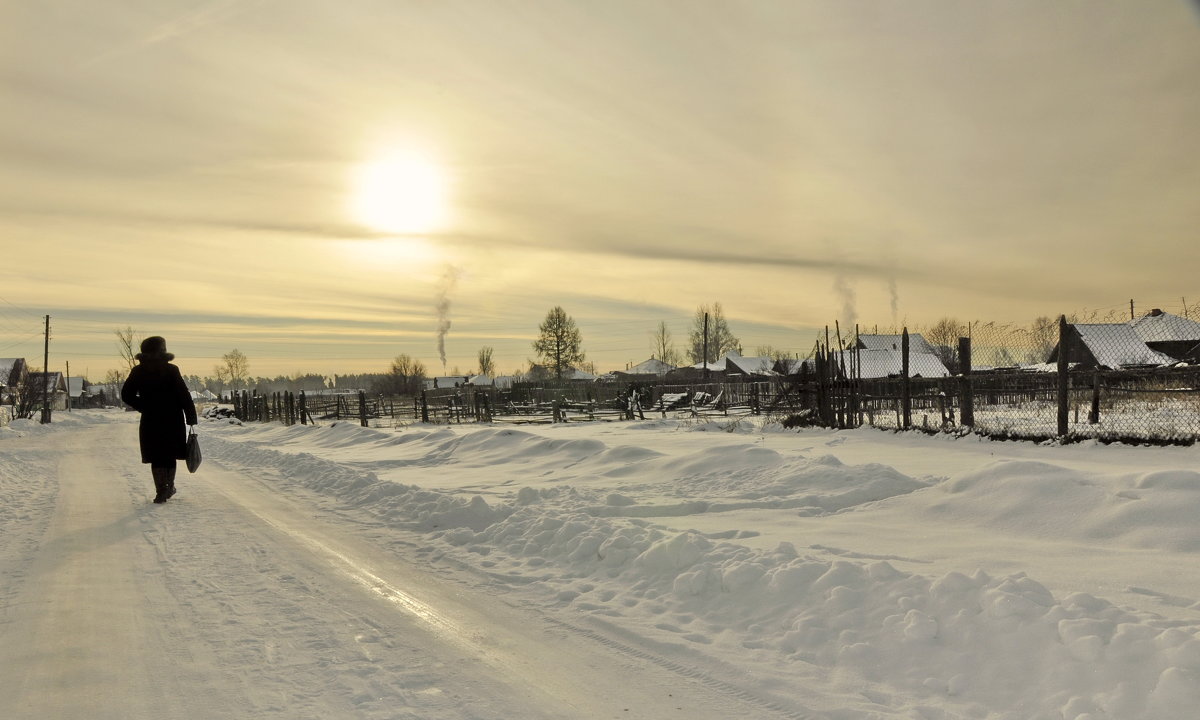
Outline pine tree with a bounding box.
[533,306,585,380]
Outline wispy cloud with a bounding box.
[82,0,264,68]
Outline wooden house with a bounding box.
[0,358,28,403]
[1129,309,1200,362]
[1048,323,1176,369]
[25,371,69,410]
[856,333,937,355]
[670,352,774,381]
[788,349,950,379]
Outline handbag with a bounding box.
[185,428,202,473]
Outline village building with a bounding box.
[424,375,472,391]
[786,349,950,380]
[523,365,597,382]
[1048,323,1176,369]
[25,371,69,410]
[670,352,774,381]
[856,333,937,355]
[0,358,28,404]
[605,357,677,382]
[1128,309,1200,362]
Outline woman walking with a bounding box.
[121,336,198,503]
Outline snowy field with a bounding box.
[2,409,1199,719]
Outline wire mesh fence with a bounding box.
[224,311,1200,446]
[837,315,1200,444]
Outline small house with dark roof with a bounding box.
[607,357,677,383]
[671,352,774,380]
[1048,323,1176,369]
[789,349,950,379]
[1129,309,1200,362]
[0,358,28,402]
[25,371,69,410]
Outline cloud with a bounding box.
[82,0,264,68]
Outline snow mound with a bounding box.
[199,419,1200,719]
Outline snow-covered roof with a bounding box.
[688,352,772,375]
[844,349,951,379]
[724,354,775,376]
[0,358,24,385]
[857,333,936,354]
[1071,324,1176,368]
[690,357,728,372]
[26,371,66,391]
[624,358,675,376]
[67,377,87,397]
[429,376,471,389]
[778,358,805,375]
[792,349,950,378]
[467,374,493,386]
[1129,310,1200,344]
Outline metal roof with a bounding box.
[1072,324,1176,368]
[857,333,936,354]
[1129,311,1200,343]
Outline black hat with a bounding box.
[137,336,174,362]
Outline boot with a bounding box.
[152,468,168,503]
[165,465,177,500]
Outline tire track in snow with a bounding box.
[540,615,814,720]
[202,455,811,719]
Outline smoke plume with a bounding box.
[833,273,857,334]
[887,275,900,326]
[435,265,461,372]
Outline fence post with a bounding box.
[420,391,429,423]
[901,328,912,429]
[358,390,368,427]
[1089,370,1101,424]
[298,391,308,425]
[958,336,974,428]
[1057,315,1070,438]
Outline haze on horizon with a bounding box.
[2,1,1198,380]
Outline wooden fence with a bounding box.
[226,318,1200,445]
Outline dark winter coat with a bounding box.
[121,358,198,466]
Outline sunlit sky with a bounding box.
[2,1,1198,380]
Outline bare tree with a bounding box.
[687,302,741,364]
[115,327,140,371]
[755,345,791,364]
[651,321,682,367]
[381,354,426,395]
[923,317,967,372]
[1028,316,1057,364]
[11,370,41,419]
[215,349,250,392]
[533,306,584,380]
[477,346,495,377]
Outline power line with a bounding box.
[0,295,42,320]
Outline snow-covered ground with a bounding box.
[2,409,1199,719]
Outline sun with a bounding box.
[351,148,450,234]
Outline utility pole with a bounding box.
[702,312,709,381]
[41,315,51,424]
[65,360,72,412]
[1130,299,1134,321]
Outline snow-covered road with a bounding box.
[0,417,804,720]
[5,410,1200,719]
